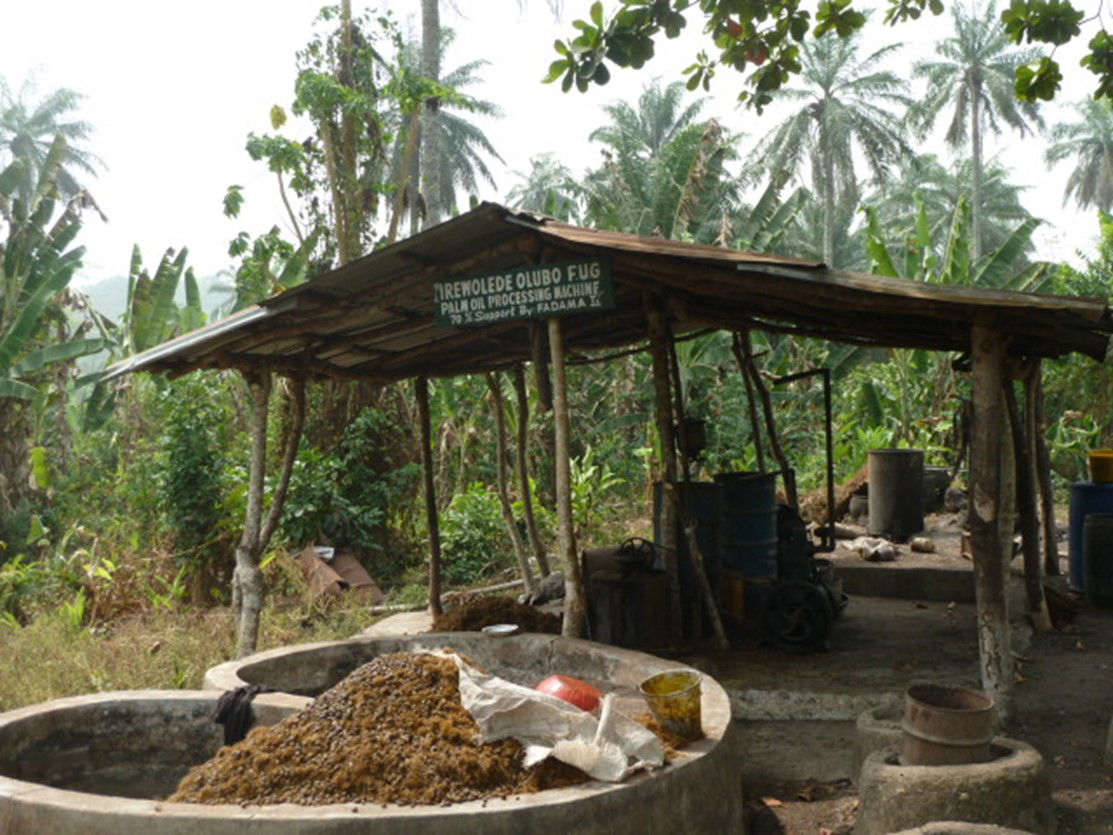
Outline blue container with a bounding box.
[1068,481,1113,591]
[716,471,778,577]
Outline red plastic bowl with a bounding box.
[535,674,602,712]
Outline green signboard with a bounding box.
[434,257,613,327]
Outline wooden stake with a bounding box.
[1030,363,1060,576]
[647,304,684,639]
[512,364,551,577]
[998,385,1018,575]
[487,371,539,598]
[969,326,1014,717]
[415,375,443,617]
[547,317,587,638]
[1004,369,1052,631]
[732,333,766,472]
[735,330,796,504]
[668,338,729,650]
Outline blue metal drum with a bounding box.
[1068,481,1113,591]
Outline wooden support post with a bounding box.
[487,371,539,598]
[228,374,305,654]
[233,370,272,658]
[969,326,1015,718]
[415,375,443,617]
[1004,369,1052,632]
[512,364,551,577]
[668,338,729,650]
[547,317,587,637]
[258,377,307,558]
[1030,363,1060,576]
[530,321,553,413]
[731,332,766,472]
[648,304,684,639]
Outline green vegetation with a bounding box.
[3,2,1113,710]
[550,0,1107,107]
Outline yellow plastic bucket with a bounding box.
[639,670,703,741]
[1090,450,1113,483]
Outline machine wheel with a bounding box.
[758,580,834,654]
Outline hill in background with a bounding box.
[78,272,232,323]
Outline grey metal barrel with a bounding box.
[868,449,924,541]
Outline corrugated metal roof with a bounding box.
[106,201,1113,383]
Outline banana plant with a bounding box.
[863,196,1050,290]
[1,140,107,402]
[122,244,208,356]
[731,175,807,254]
[0,138,108,519]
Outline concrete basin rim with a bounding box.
[1,632,735,824]
[0,740,714,822]
[864,737,1042,773]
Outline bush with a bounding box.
[440,482,509,585]
[156,380,230,599]
[279,407,419,580]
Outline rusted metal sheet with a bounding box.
[297,545,384,602]
[106,202,1113,384]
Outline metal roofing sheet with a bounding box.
[106,202,1113,383]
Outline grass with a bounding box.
[0,589,384,713]
[0,530,578,712]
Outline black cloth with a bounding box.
[212,684,273,746]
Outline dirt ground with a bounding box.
[708,514,1113,835]
[366,511,1112,832]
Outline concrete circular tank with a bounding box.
[857,739,1054,835]
[0,633,742,833]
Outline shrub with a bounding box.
[279,407,419,580]
[440,482,509,585]
[156,380,229,599]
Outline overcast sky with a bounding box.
[0,0,1101,285]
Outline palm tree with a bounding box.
[419,0,560,226]
[427,52,503,213]
[395,30,503,233]
[912,0,1043,261]
[506,153,581,221]
[1045,97,1113,212]
[748,34,911,267]
[782,189,868,270]
[590,80,707,159]
[581,80,737,241]
[421,0,443,226]
[868,152,1034,259]
[0,77,102,198]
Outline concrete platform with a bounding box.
[365,566,1030,723]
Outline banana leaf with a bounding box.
[0,247,83,369]
[973,217,1041,289]
[0,378,38,400]
[14,338,107,376]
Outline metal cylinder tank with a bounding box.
[868,449,924,541]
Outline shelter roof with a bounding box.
[108,202,1113,383]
